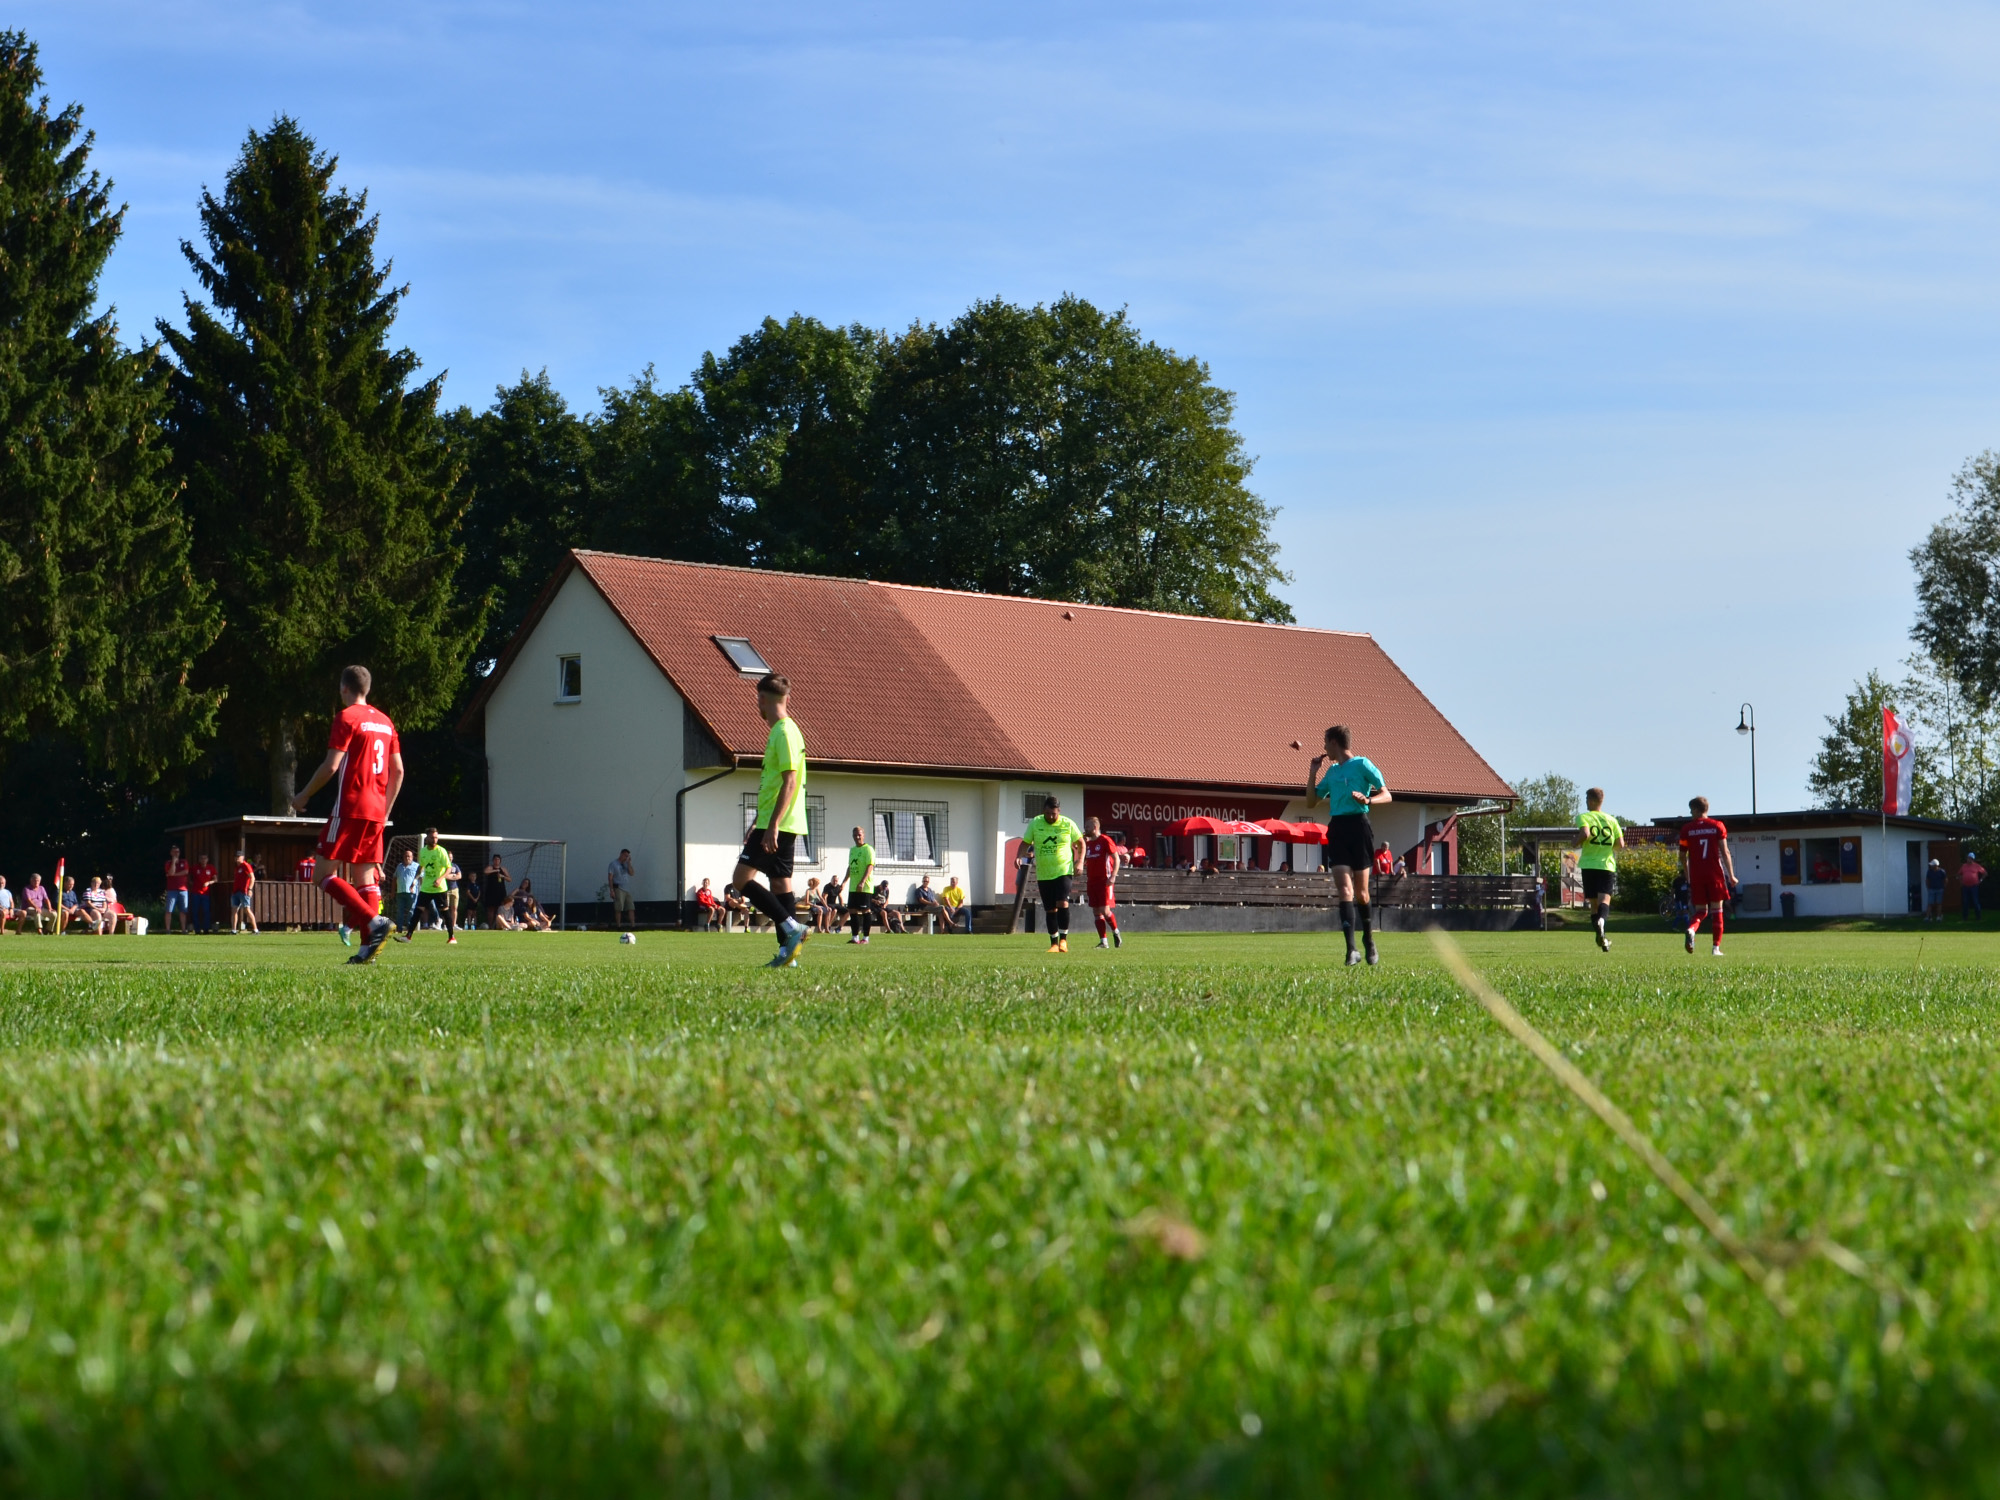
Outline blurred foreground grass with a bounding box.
[0,927,1996,1496]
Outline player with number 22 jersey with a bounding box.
[317,701,400,867]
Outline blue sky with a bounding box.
[31,1,2000,819]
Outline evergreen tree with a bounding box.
[0,32,220,776]
[451,370,592,669]
[160,117,479,812]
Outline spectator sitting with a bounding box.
[805,877,832,933]
[0,876,13,934]
[1393,856,1407,877]
[694,877,723,931]
[59,876,80,933]
[911,875,953,931]
[511,880,552,931]
[940,875,967,930]
[722,885,754,926]
[83,877,111,935]
[875,881,909,934]
[21,875,53,934]
[1129,845,1149,867]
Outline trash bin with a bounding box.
[1780,891,1796,919]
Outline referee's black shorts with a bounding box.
[1323,815,1375,871]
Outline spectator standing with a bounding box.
[445,857,463,932]
[392,848,420,930]
[479,855,512,929]
[607,849,636,928]
[1925,859,1946,922]
[189,853,216,933]
[1960,851,1986,921]
[1372,841,1394,879]
[231,851,259,933]
[163,846,190,933]
[21,875,52,934]
[295,852,317,884]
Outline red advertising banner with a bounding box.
[1085,788,1292,863]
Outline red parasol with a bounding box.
[1162,815,1232,837]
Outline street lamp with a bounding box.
[1736,703,1757,814]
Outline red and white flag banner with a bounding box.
[1882,708,1915,817]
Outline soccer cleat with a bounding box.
[1111,928,1122,948]
[1597,931,1611,952]
[1096,938,1109,949]
[1365,944,1380,966]
[1058,937,1069,953]
[1345,949,1362,966]
[773,920,808,967]
[351,915,392,964]
[446,935,457,945]
[338,924,352,948]
[393,930,412,944]
[1684,928,1696,954]
[848,936,862,945]
[1712,945,1724,957]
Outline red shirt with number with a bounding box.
[330,703,400,821]
[1679,817,1731,902]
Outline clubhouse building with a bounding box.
[463,551,1514,918]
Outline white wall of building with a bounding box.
[1729,823,1920,919]
[484,570,685,906]
[681,770,1002,906]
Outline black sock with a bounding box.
[1340,900,1356,952]
[741,880,785,925]
[776,890,797,924]
[1059,907,1071,936]
[1358,902,1373,947]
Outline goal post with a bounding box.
[383,834,568,929]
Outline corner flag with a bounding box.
[1882,708,1914,816]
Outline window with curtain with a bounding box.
[742,794,825,865]
[871,800,948,866]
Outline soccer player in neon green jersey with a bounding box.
[1308,723,1392,966]
[1576,786,1625,952]
[844,826,877,944]
[394,828,458,945]
[1023,794,1085,952]
[731,673,812,967]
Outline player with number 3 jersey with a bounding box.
[291,665,405,965]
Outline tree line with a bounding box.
[0,32,1289,848]
[1811,453,2000,836]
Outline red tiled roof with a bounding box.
[479,551,1511,801]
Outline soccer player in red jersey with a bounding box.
[290,665,404,964]
[1083,816,1122,949]
[1678,795,1736,957]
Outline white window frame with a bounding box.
[556,655,582,703]
[742,793,825,866]
[873,799,949,868]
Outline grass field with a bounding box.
[0,923,1996,1496]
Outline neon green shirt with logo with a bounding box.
[1578,810,1621,871]
[1024,814,1084,879]
[757,717,809,835]
[417,844,452,894]
[847,842,876,887]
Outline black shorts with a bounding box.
[738,828,797,881]
[1323,815,1375,871]
[1581,868,1618,900]
[1038,874,1073,909]
[847,889,874,912]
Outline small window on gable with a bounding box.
[557,655,582,702]
[713,636,771,677]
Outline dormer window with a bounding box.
[713,636,771,677]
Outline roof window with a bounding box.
[713,636,771,676]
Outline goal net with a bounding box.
[383,834,569,927]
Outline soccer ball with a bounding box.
[620,932,637,946]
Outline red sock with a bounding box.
[1106,912,1118,930]
[321,875,378,930]
[359,883,381,916]
[1096,916,1107,938]
[1686,913,1701,935]
[1711,911,1724,945]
